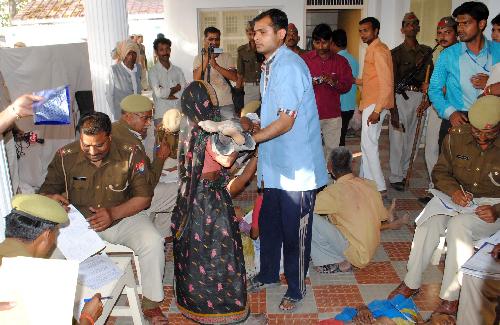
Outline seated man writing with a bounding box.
[39,112,168,323]
[311,147,404,273]
[112,95,177,238]
[0,194,103,325]
[389,96,500,320]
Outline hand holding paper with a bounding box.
[32,85,71,125]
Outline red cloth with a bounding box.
[302,50,353,119]
[319,320,344,325]
[251,194,263,230]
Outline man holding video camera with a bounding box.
[193,26,238,120]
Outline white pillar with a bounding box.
[83,0,129,117]
[0,140,13,242]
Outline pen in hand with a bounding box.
[84,296,113,303]
[459,185,474,206]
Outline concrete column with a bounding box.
[83,0,129,118]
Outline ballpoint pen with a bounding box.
[84,296,113,303]
[459,184,476,206]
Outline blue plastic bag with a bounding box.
[32,85,71,125]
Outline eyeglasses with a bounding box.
[132,113,153,122]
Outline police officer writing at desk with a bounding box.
[388,96,500,321]
[39,112,168,324]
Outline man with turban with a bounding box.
[106,39,142,121]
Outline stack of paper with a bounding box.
[77,253,123,289]
[0,257,79,324]
[57,205,106,263]
[475,230,500,249]
[461,243,500,280]
[429,189,478,213]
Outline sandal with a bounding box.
[279,296,302,312]
[315,264,341,274]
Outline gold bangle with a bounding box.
[486,85,492,95]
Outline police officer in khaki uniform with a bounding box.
[112,94,178,238]
[39,112,168,322]
[0,194,103,325]
[389,96,500,319]
[237,21,263,105]
[389,12,434,191]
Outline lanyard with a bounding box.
[465,48,490,73]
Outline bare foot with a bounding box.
[387,199,397,223]
[198,120,219,133]
[382,213,410,230]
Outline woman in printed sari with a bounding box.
[172,80,250,324]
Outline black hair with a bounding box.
[401,19,420,28]
[77,112,112,136]
[253,8,288,32]
[359,17,380,33]
[330,147,353,175]
[312,23,332,41]
[153,37,172,51]
[452,1,489,23]
[5,210,57,242]
[332,29,348,48]
[204,26,221,37]
[492,13,500,26]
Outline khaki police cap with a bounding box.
[403,12,419,24]
[11,194,68,224]
[120,94,153,113]
[468,96,500,129]
[437,16,457,29]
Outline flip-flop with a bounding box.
[279,296,302,312]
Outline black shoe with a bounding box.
[418,196,432,205]
[390,181,405,192]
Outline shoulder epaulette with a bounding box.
[57,142,79,156]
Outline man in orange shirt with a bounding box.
[356,17,394,194]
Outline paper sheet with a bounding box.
[57,204,106,262]
[77,253,123,289]
[475,230,500,249]
[0,257,79,325]
[429,189,478,213]
[461,243,500,280]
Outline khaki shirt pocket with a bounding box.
[70,179,90,207]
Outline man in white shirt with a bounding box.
[148,37,186,125]
[193,26,238,120]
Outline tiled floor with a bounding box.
[107,124,443,324]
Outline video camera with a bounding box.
[207,45,223,55]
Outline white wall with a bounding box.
[163,0,306,83]
[2,17,164,63]
[364,0,410,49]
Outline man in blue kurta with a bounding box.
[429,1,500,148]
[249,8,328,312]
